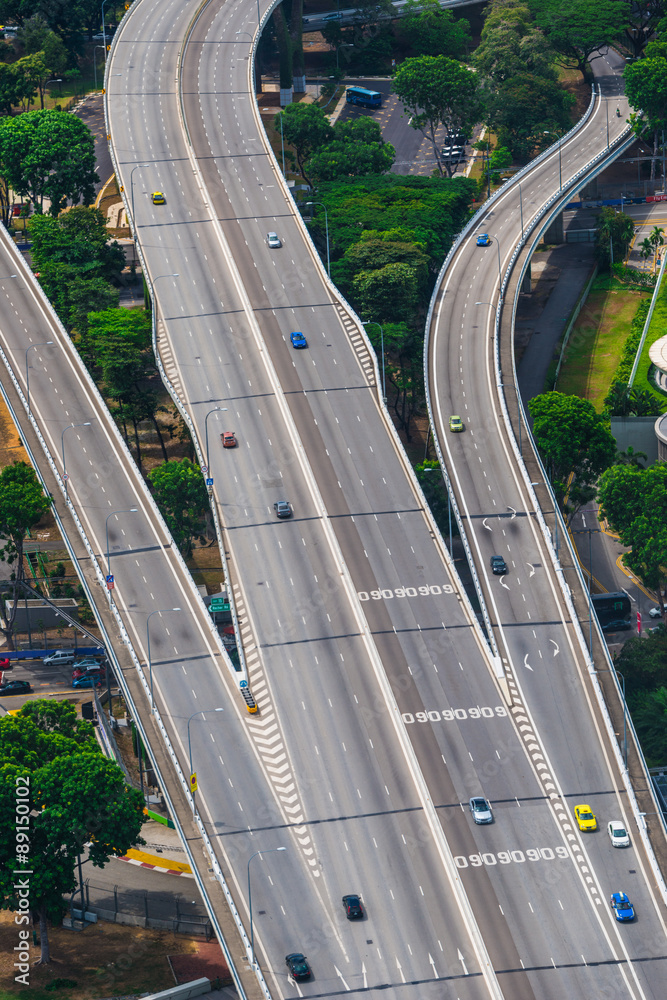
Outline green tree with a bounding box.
[399,0,470,58]
[615,627,667,696]
[393,55,484,177]
[625,51,667,141]
[17,13,50,52]
[598,462,667,616]
[529,0,628,79]
[626,686,667,766]
[486,72,575,159]
[308,117,395,182]
[29,206,124,275]
[0,704,144,964]
[474,3,555,85]
[0,62,21,117]
[0,463,51,649]
[594,205,635,270]
[353,261,421,323]
[528,391,617,518]
[148,458,209,556]
[0,109,98,215]
[415,460,457,533]
[276,103,333,185]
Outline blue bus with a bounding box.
[346,87,382,109]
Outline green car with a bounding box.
[449,415,464,432]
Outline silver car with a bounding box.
[266,232,282,248]
[469,796,493,824]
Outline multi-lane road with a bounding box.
[0,0,663,997]
[102,1,667,993]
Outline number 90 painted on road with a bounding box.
[403,706,507,724]
[358,583,455,601]
[456,847,569,867]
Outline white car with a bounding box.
[266,232,282,249]
[648,606,663,619]
[608,820,630,848]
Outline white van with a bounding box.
[43,649,76,666]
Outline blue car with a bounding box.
[72,673,104,689]
[610,892,635,922]
[476,233,491,246]
[290,331,307,349]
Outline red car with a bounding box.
[221,431,237,448]
[72,664,106,682]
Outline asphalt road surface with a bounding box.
[426,44,667,1000]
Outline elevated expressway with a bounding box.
[426,44,667,1000]
[102,1,667,996]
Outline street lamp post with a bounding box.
[204,406,228,473]
[105,507,138,577]
[518,180,524,237]
[361,321,386,402]
[146,608,181,710]
[595,667,628,767]
[61,422,92,499]
[25,341,53,417]
[305,201,330,277]
[187,708,224,815]
[496,237,502,290]
[130,164,149,230]
[101,0,111,58]
[94,46,106,90]
[424,467,452,555]
[247,847,287,967]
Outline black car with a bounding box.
[274,500,292,519]
[602,619,632,633]
[342,894,364,919]
[285,953,311,981]
[0,680,32,695]
[490,555,507,575]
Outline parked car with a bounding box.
[648,606,662,619]
[602,619,632,633]
[0,680,32,695]
[72,673,105,689]
[72,663,106,681]
[43,650,76,667]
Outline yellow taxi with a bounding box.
[151,191,165,205]
[574,804,597,831]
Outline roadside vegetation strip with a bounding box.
[556,282,650,409]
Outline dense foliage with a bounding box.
[528,392,617,517]
[0,701,144,964]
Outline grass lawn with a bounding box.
[634,279,667,411]
[0,912,197,1000]
[556,285,650,410]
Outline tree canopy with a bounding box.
[0,462,51,649]
[0,109,98,215]
[528,391,617,517]
[0,701,144,964]
[276,103,333,186]
[308,117,395,182]
[148,458,209,556]
[393,55,484,177]
[528,0,629,78]
[598,462,667,615]
[399,0,470,58]
[594,206,635,270]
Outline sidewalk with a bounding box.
[118,819,194,877]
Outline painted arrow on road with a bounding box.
[523,653,533,671]
[458,949,469,975]
[550,639,560,656]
